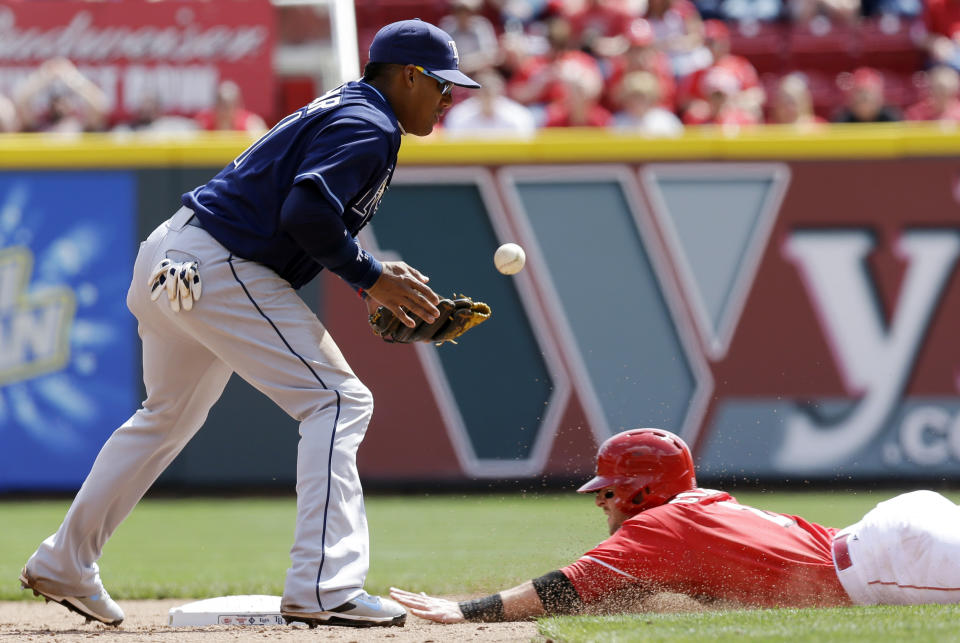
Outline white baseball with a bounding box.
[494,243,526,275]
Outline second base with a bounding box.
[168,594,285,626]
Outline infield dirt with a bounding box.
[0,599,536,642]
[1,591,715,641]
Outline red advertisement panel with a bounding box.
[0,0,275,124]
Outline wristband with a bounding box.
[458,593,504,622]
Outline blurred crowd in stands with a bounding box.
[424,0,960,136]
[3,0,960,136]
[0,57,267,136]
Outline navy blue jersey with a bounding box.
[182,81,400,289]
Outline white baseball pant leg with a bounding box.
[27,207,373,611]
[834,490,960,605]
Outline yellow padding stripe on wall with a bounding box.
[0,123,959,168]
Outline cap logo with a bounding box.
[448,40,460,66]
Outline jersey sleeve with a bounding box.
[279,183,383,289]
[560,514,676,604]
[292,117,391,215]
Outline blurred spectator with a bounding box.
[507,16,605,112]
[790,0,861,25]
[677,20,764,119]
[769,72,827,126]
[862,0,919,17]
[682,66,761,125]
[439,0,500,74]
[114,90,198,134]
[194,81,268,135]
[543,58,613,126]
[563,0,636,56]
[924,0,960,72]
[496,28,536,81]
[643,0,712,78]
[612,70,685,135]
[696,0,781,21]
[904,65,960,121]
[443,69,537,137]
[489,0,551,29]
[0,92,19,132]
[832,67,902,122]
[14,58,108,133]
[604,19,677,113]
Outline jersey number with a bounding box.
[233,87,344,168]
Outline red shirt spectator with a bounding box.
[566,0,635,52]
[832,67,902,122]
[924,0,960,38]
[508,51,605,105]
[194,80,267,134]
[544,101,613,126]
[923,0,960,67]
[768,72,827,126]
[676,21,760,111]
[644,0,711,77]
[905,98,960,120]
[905,65,960,121]
[682,66,761,125]
[508,17,605,106]
[603,19,677,112]
[194,108,265,133]
[543,54,613,127]
[677,56,760,111]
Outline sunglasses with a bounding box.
[414,65,454,96]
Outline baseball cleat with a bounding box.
[19,567,124,626]
[281,591,406,628]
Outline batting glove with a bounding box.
[148,258,202,312]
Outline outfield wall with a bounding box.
[2,125,959,491]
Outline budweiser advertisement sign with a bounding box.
[0,0,275,124]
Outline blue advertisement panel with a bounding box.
[0,172,136,491]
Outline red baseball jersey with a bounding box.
[925,0,960,38]
[561,489,851,607]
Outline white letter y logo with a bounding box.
[776,229,960,470]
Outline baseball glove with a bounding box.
[369,296,491,345]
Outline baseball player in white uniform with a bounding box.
[19,19,480,629]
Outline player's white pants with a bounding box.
[834,490,960,605]
[26,207,372,611]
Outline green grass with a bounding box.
[3,489,960,640]
[539,604,960,642]
[0,492,604,600]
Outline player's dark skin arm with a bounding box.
[365,262,441,327]
[356,64,455,323]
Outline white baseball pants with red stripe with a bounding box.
[834,490,960,605]
[25,206,372,612]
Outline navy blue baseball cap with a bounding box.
[369,19,481,88]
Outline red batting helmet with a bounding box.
[578,428,696,515]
